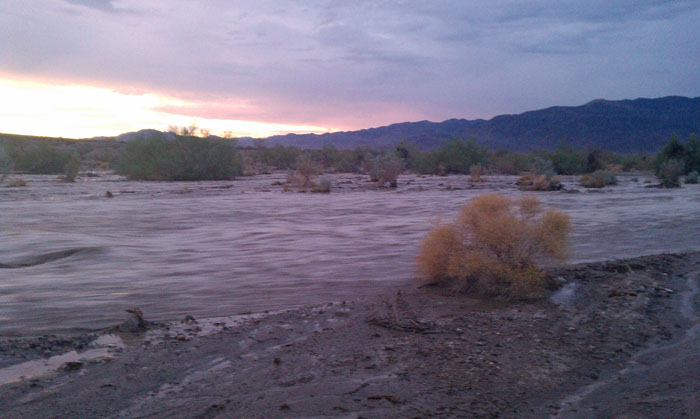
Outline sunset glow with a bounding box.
[0,77,332,139]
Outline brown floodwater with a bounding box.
[1,172,699,336]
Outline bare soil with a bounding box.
[1,252,699,418]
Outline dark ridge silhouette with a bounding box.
[1,96,698,153]
[241,96,700,152]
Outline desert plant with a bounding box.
[115,133,242,181]
[656,158,684,188]
[0,147,11,179]
[287,154,321,189]
[6,178,27,187]
[62,154,80,182]
[551,143,585,175]
[517,174,562,191]
[311,176,332,193]
[416,194,571,299]
[685,171,699,184]
[2,139,71,174]
[580,170,617,188]
[489,150,531,175]
[517,157,562,191]
[468,163,487,182]
[369,153,403,187]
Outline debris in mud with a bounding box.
[366,291,436,333]
[59,361,84,371]
[117,308,147,333]
[368,394,402,404]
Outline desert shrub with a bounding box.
[311,176,332,193]
[530,156,555,176]
[584,150,605,173]
[656,158,684,188]
[580,170,617,188]
[115,133,242,181]
[517,157,562,191]
[288,154,321,188]
[489,150,531,175]
[685,171,699,184]
[685,134,700,174]
[434,139,490,174]
[409,151,441,175]
[255,144,301,169]
[2,139,71,174]
[468,163,487,182]
[6,178,27,187]
[551,143,585,175]
[309,145,341,169]
[369,153,403,187]
[0,147,11,178]
[621,153,652,172]
[62,154,81,182]
[416,194,571,299]
[333,151,363,173]
[516,174,562,191]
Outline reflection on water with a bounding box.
[1,173,699,336]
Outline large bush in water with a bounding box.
[416,193,570,299]
[115,133,242,180]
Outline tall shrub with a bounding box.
[416,194,570,299]
[115,133,242,180]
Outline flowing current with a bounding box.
[1,173,699,336]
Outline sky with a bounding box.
[1,0,699,138]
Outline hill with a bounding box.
[2,96,698,153]
[243,96,700,152]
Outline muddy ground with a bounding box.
[1,252,699,418]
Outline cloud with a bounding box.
[0,0,699,132]
[63,0,117,12]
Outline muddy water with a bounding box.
[1,173,699,336]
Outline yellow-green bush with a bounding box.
[416,193,570,299]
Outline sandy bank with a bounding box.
[1,251,699,418]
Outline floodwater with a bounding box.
[1,173,699,336]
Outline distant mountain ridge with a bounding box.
[236,96,699,153]
[103,96,699,153]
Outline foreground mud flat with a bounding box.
[1,252,699,418]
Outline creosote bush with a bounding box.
[416,193,571,299]
[311,176,332,193]
[580,170,617,188]
[287,154,321,189]
[115,133,242,181]
[517,174,562,191]
[6,178,27,187]
[62,154,81,182]
[368,153,403,187]
[468,163,487,182]
[656,158,684,188]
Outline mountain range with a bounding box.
[232,96,698,153]
[102,96,699,153]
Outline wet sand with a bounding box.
[1,252,698,418]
